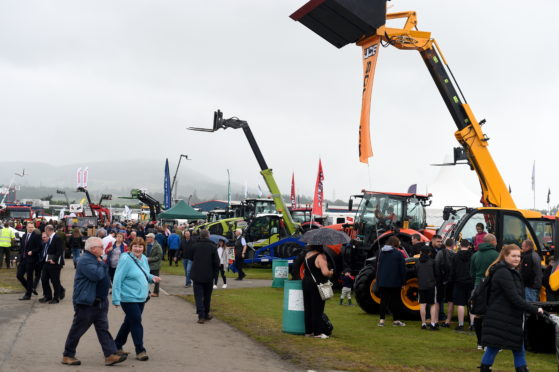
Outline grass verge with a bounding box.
[180,287,557,372]
[0,268,23,294]
[160,260,272,280]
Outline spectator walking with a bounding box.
[155,227,167,261]
[167,229,181,267]
[470,233,499,350]
[61,237,127,366]
[177,230,195,287]
[376,236,406,327]
[234,229,247,280]
[339,269,354,305]
[520,239,542,302]
[435,238,456,327]
[189,230,219,324]
[213,239,228,289]
[303,244,333,338]
[479,244,543,372]
[145,233,162,298]
[0,221,16,268]
[450,240,474,331]
[473,223,488,251]
[39,225,65,304]
[16,223,42,300]
[112,237,161,361]
[417,245,438,330]
[67,228,85,268]
[105,233,128,282]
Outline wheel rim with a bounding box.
[368,280,381,304]
[400,278,420,311]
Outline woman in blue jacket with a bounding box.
[112,237,161,361]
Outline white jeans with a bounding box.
[340,287,352,299]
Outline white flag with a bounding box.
[83,167,89,188]
[243,181,248,199]
[531,161,535,192]
[59,208,65,219]
[76,168,82,188]
[124,205,131,219]
[257,184,263,198]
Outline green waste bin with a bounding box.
[272,259,289,288]
[282,280,306,335]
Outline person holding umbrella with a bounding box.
[300,228,349,339]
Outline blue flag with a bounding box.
[164,159,171,209]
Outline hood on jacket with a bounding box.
[457,249,472,261]
[478,242,497,252]
[381,245,394,252]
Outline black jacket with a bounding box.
[409,242,426,257]
[19,230,42,261]
[190,238,219,283]
[376,246,406,288]
[450,249,473,285]
[481,262,538,351]
[520,250,542,289]
[178,237,196,260]
[45,233,65,267]
[416,255,437,290]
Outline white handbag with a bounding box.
[305,256,334,301]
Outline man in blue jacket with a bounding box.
[61,237,127,366]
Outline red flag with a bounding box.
[312,160,324,217]
[290,173,297,209]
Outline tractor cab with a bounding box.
[240,198,277,222]
[349,191,432,247]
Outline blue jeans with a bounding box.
[115,302,145,354]
[72,249,82,267]
[481,345,526,368]
[525,287,539,302]
[183,259,193,286]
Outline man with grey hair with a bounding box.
[234,228,247,281]
[39,224,65,304]
[62,237,127,366]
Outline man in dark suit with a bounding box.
[16,223,42,300]
[189,229,219,324]
[39,224,65,304]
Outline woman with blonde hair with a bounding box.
[479,244,543,372]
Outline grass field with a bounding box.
[0,268,23,294]
[181,287,558,372]
[160,260,273,280]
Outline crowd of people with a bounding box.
[0,217,242,366]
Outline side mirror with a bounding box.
[348,198,353,211]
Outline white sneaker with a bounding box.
[313,334,329,339]
[213,285,217,289]
[392,320,406,327]
[222,284,227,289]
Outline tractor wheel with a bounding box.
[391,277,420,320]
[354,265,381,314]
[275,245,285,258]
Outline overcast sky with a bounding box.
[1,0,557,209]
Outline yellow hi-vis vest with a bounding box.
[0,228,15,247]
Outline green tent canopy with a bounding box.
[157,200,205,220]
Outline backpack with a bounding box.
[469,273,493,315]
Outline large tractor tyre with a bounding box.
[354,265,381,314]
[390,277,421,320]
[275,245,286,258]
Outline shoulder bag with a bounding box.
[305,255,334,301]
[128,253,151,303]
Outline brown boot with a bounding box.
[136,351,149,361]
[105,353,127,366]
[61,356,81,365]
[115,349,129,356]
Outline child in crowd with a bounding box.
[473,223,487,251]
[339,269,355,305]
[416,246,439,330]
[450,240,474,331]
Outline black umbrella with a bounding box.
[300,227,350,245]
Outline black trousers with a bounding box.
[42,263,62,300]
[63,299,117,358]
[303,277,325,336]
[193,281,213,319]
[16,258,35,296]
[149,269,159,294]
[214,264,227,285]
[235,254,245,279]
[379,287,401,321]
[168,250,178,266]
[33,261,44,290]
